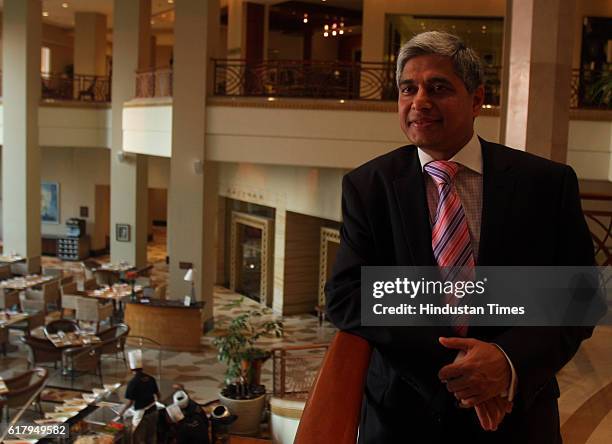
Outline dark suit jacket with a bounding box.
[325,139,596,444]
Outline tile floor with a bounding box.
[1,227,610,443]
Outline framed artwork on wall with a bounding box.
[116,223,131,242]
[41,182,60,224]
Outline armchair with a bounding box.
[24,280,61,314]
[0,367,48,422]
[0,290,20,310]
[98,323,130,365]
[75,297,113,333]
[62,344,103,386]
[19,336,63,369]
[44,319,80,337]
[60,281,82,318]
[0,264,12,281]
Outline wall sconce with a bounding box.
[116,150,134,163]
[193,159,203,175]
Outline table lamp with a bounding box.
[184,268,195,301]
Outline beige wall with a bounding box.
[39,147,110,250]
[362,0,506,62]
[268,30,302,60]
[218,162,344,223]
[0,148,169,251]
[155,45,173,68]
[311,32,339,61]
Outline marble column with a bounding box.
[167,0,220,330]
[502,0,576,162]
[2,0,42,273]
[110,0,151,267]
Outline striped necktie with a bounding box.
[424,160,474,336]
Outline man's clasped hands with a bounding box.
[438,337,513,432]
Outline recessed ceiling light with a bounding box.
[42,11,49,17]
[61,2,69,8]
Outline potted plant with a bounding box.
[213,297,283,436]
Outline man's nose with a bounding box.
[411,88,432,110]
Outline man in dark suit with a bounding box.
[325,31,596,443]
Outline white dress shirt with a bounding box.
[417,131,517,401]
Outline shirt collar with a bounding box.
[417,132,482,174]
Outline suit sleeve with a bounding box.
[325,174,455,407]
[492,165,598,410]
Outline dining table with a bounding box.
[83,283,143,320]
[0,255,26,264]
[0,274,55,291]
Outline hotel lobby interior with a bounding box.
[0,0,610,443]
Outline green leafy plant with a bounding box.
[587,70,612,108]
[213,297,283,391]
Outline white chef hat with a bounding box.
[166,403,185,423]
[128,349,143,370]
[173,390,189,409]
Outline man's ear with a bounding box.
[472,85,485,116]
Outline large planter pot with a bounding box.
[219,393,266,436]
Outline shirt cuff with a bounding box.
[493,344,518,402]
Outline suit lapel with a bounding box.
[392,147,436,266]
[477,139,516,266]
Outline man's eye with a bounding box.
[401,86,416,94]
[432,84,449,93]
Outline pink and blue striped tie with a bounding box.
[424,160,474,335]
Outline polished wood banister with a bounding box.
[294,331,372,444]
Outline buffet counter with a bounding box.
[124,299,204,351]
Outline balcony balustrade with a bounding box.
[134,68,173,99]
[0,73,110,103]
[40,73,111,103]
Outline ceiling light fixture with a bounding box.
[168,0,175,4]
[61,2,69,8]
[42,11,49,17]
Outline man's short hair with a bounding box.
[396,31,484,93]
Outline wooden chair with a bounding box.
[83,278,99,291]
[94,269,119,287]
[44,319,80,337]
[19,292,47,316]
[98,323,130,366]
[62,344,103,385]
[294,332,372,444]
[60,282,82,318]
[0,326,8,356]
[60,275,75,286]
[75,298,113,333]
[0,367,48,422]
[0,290,20,310]
[25,280,61,313]
[19,336,63,369]
[42,267,64,279]
[9,310,45,338]
[0,264,13,281]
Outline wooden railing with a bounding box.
[41,73,111,102]
[294,332,372,444]
[134,68,173,98]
